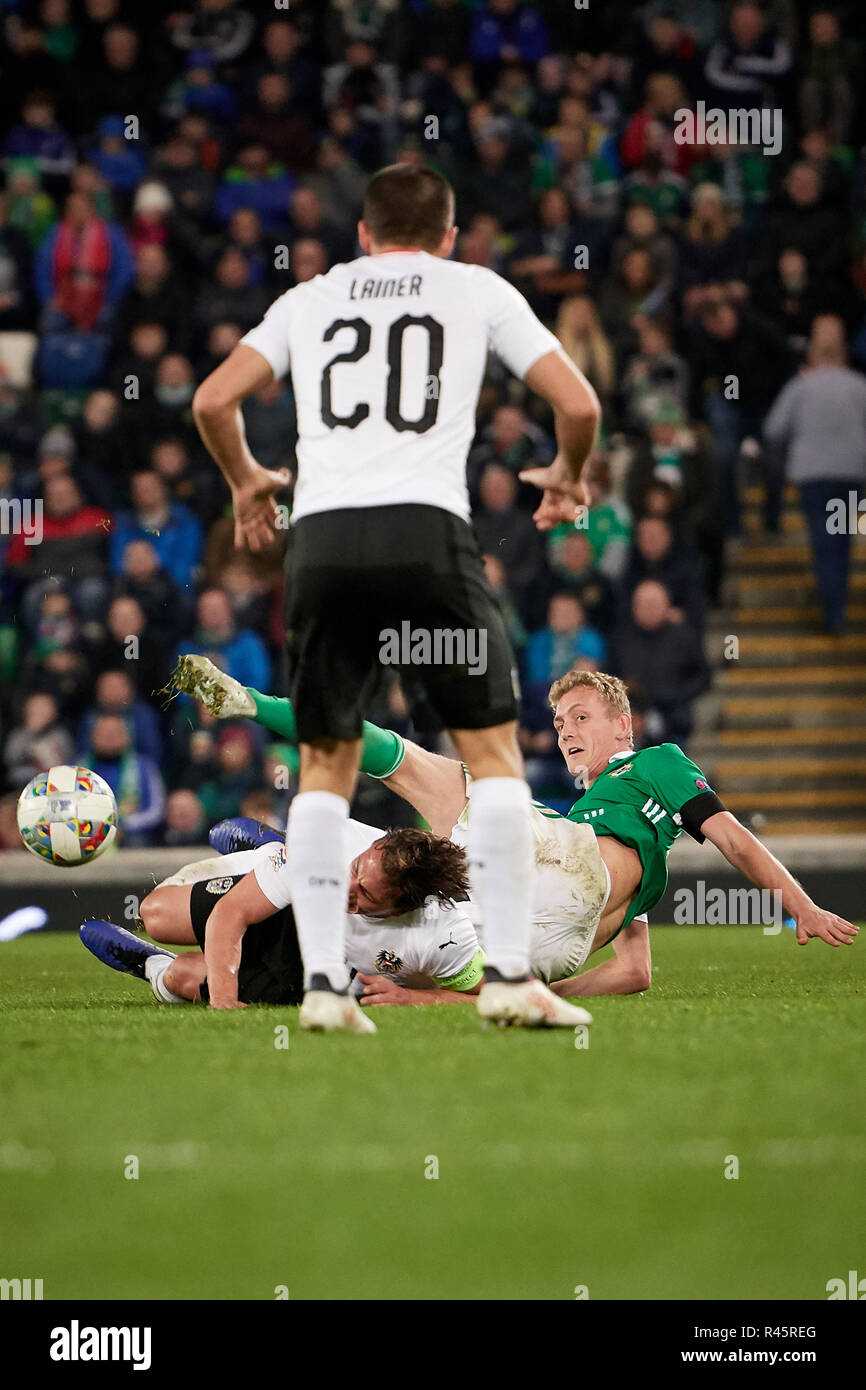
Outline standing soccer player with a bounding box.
[192,164,600,1030]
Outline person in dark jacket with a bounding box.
[610,580,710,744]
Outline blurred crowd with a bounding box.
[2,0,866,844]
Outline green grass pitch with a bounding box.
[1,926,863,1301]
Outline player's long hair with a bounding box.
[377,828,470,914]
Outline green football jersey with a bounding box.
[566,744,722,927]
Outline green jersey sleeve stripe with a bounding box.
[435,949,486,992]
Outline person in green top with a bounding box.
[171,659,858,1004]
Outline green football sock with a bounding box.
[246,689,405,779]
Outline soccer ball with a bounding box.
[17,765,118,867]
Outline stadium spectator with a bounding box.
[799,8,858,144]
[193,247,269,341]
[214,145,297,232]
[546,530,616,635]
[198,724,261,823]
[473,465,548,623]
[4,692,74,788]
[168,0,257,65]
[5,157,57,250]
[469,0,550,74]
[160,787,208,847]
[109,469,203,590]
[113,538,192,646]
[482,553,528,658]
[619,515,705,632]
[85,115,148,194]
[611,580,710,743]
[34,191,134,331]
[81,712,165,846]
[177,588,272,693]
[285,185,355,265]
[764,315,866,635]
[509,187,587,321]
[78,668,163,764]
[6,474,111,625]
[704,1,792,105]
[621,73,693,179]
[756,161,846,287]
[580,459,633,581]
[88,594,174,696]
[4,91,75,179]
[468,404,551,509]
[555,295,617,419]
[687,295,793,535]
[677,184,748,317]
[234,72,317,172]
[524,592,606,688]
[0,194,36,332]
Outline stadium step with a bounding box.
[715,727,866,747]
[731,606,866,629]
[698,494,866,832]
[737,571,866,597]
[722,787,866,810]
[721,694,866,729]
[739,818,866,835]
[732,542,866,569]
[710,757,866,793]
[720,664,866,687]
[729,633,866,662]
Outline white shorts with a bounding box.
[450,797,611,984]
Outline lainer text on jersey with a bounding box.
[349,274,423,300]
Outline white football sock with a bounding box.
[286,791,350,993]
[144,954,185,1004]
[468,777,534,980]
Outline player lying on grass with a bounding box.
[80,828,490,1012]
[79,824,593,1025]
[172,658,857,1003]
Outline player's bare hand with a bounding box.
[518,458,591,532]
[357,972,413,1006]
[795,907,858,947]
[231,464,291,553]
[208,999,248,1010]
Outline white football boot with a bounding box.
[299,986,377,1034]
[477,978,593,1029]
[172,654,256,718]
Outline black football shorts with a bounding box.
[284,503,519,743]
[189,873,303,1006]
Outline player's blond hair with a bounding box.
[547,670,634,747]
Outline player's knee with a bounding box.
[634,963,652,992]
[140,889,168,941]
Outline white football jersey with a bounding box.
[240,251,559,522]
[251,822,482,991]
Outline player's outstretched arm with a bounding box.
[193,344,291,553]
[550,919,652,997]
[203,872,276,1009]
[519,350,601,531]
[700,811,859,948]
